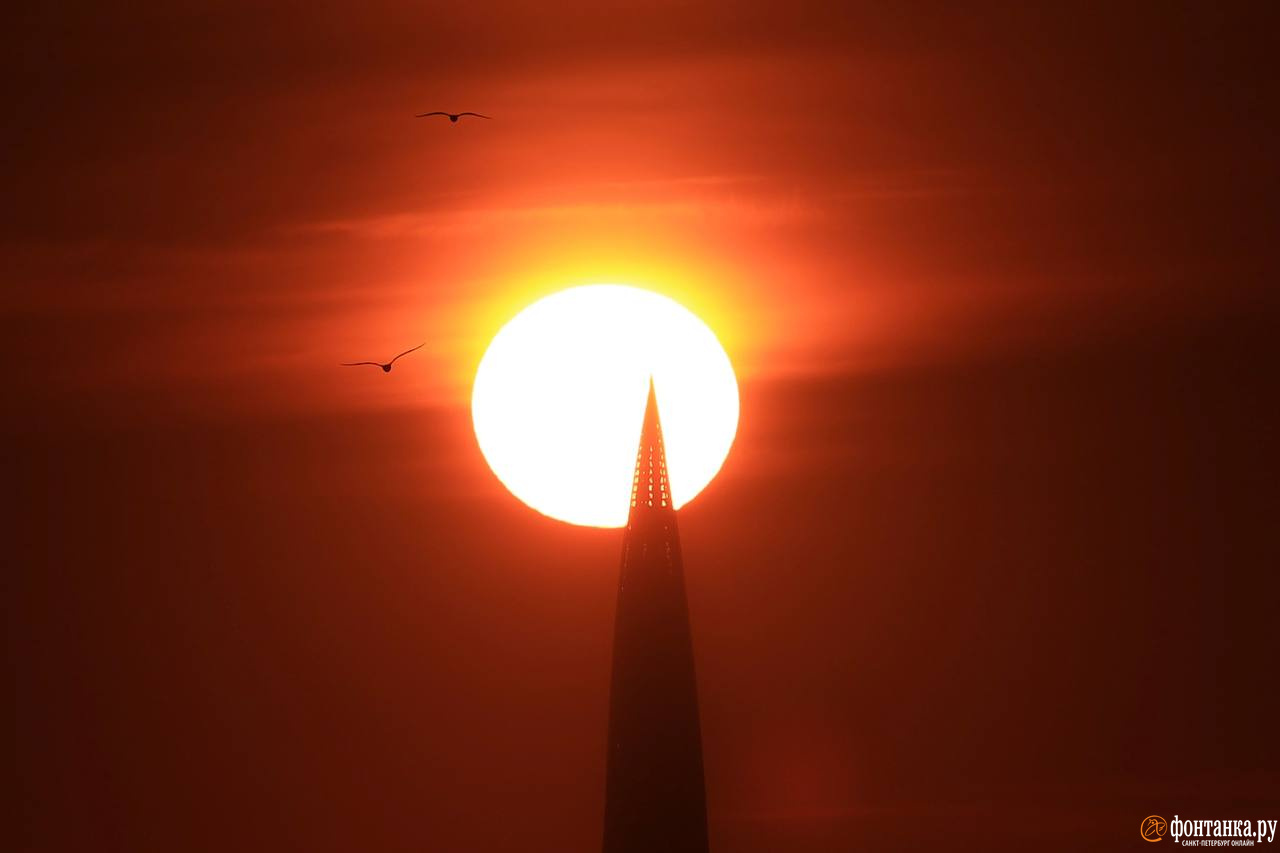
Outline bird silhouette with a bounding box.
[415,111,491,123]
[341,343,425,373]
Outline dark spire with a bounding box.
[603,379,709,853]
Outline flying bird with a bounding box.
[415,111,491,123]
[341,343,425,373]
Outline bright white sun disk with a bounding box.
[471,285,739,527]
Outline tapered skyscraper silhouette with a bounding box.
[602,380,709,853]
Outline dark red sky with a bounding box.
[8,3,1279,851]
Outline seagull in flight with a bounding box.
[341,343,425,373]
[416,111,491,123]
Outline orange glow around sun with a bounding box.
[471,285,739,527]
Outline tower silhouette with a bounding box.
[602,380,709,853]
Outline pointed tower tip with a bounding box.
[640,375,660,434]
[630,375,673,515]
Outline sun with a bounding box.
[472,285,739,527]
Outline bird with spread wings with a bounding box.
[341,343,425,373]
[416,111,491,123]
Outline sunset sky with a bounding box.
[9,3,1278,851]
